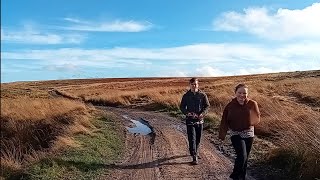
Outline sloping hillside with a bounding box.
[1,70,319,179]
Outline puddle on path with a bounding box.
[122,115,152,135]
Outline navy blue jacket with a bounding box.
[180,90,210,118]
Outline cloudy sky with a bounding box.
[1,0,320,82]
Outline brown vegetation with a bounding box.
[1,70,319,179]
[0,97,93,177]
[53,70,320,179]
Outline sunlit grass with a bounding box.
[1,70,319,179]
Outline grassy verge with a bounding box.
[249,147,320,180]
[203,113,221,131]
[20,115,125,180]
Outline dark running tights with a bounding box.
[230,135,254,180]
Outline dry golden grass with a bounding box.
[51,136,81,152]
[1,97,86,121]
[49,71,319,141]
[47,70,320,178]
[59,86,187,110]
[0,97,93,176]
[1,70,319,178]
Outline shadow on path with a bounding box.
[51,155,190,172]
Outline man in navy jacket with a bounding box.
[180,78,210,165]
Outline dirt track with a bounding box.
[98,107,256,180]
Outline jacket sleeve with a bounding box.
[253,101,261,125]
[200,93,210,115]
[218,104,229,140]
[180,94,188,115]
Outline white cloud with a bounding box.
[236,64,310,75]
[159,70,188,77]
[2,42,319,76]
[63,17,88,24]
[159,66,240,77]
[62,17,152,32]
[1,28,85,44]
[238,67,276,75]
[43,63,79,72]
[195,66,225,77]
[213,3,320,40]
[3,42,319,63]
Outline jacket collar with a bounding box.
[187,89,201,94]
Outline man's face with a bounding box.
[190,80,199,92]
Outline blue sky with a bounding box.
[1,0,320,82]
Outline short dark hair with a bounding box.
[189,78,198,84]
[235,83,248,93]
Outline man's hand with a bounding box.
[187,112,199,119]
[192,113,198,119]
[198,114,204,120]
[187,112,193,117]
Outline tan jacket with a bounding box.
[219,98,260,140]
